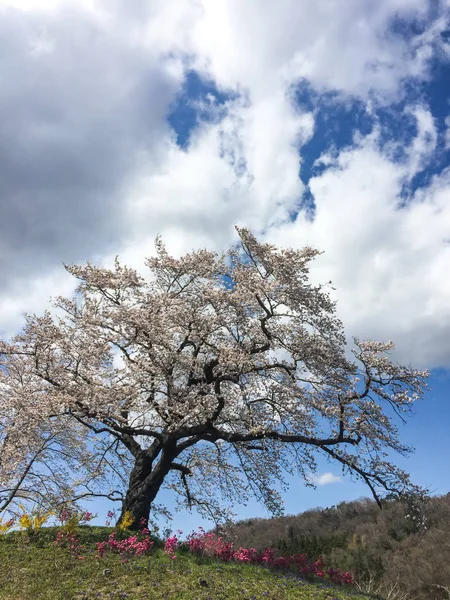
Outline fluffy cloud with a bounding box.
[124,90,313,248]
[309,472,341,486]
[0,1,183,290]
[268,119,450,368]
[152,0,444,100]
[0,0,449,373]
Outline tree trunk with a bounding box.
[118,444,176,531]
[119,480,159,530]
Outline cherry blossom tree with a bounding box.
[0,415,130,517]
[0,228,428,529]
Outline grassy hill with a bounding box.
[0,527,375,600]
[3,493,449,599]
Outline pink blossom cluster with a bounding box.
[163,535,179,560]
[327,566,353,585]
[58,508,73,524]
[138,517,150,536]
[105,510,116,528]
[186,528,235,562]
[2,518,15,529]
[50,520,352,586]
[58,508,95,526]
[185,530,353,586]
[81,511,95,523]
[53,530,84,560]
[96,531,154,563]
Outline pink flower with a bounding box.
[164,535,179,559]
[96,530,154,561]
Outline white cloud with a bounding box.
[123,89,313,253]
[0,0,449,373]
[309,472,342,486]
[0,0,62,10]
[445,115,450,149]
[405,106,438,177]
[183,0,444,100]
[267,119,450,369]
[0,269,76,340]
[0,1,184,286]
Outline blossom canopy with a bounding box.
[0,228,428,527]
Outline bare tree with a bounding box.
[0,228,428,529]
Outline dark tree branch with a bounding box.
[0,435,56,513]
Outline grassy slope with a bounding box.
[0,527,376,600]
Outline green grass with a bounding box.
[0,527,377,600]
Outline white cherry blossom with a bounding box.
[0,228,428,528]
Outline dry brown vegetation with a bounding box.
[225,493,450,600]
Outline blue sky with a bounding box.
[0,0,450,532]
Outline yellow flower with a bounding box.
[118,510,134,530]
[33,513,48,530]
[63,514,80,534]
[19,513,32,531]
[18,508,53,533]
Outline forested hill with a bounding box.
[226,493,450,600]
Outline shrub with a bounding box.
[185,529,353,585]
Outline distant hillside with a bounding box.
[225,493,450,600]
